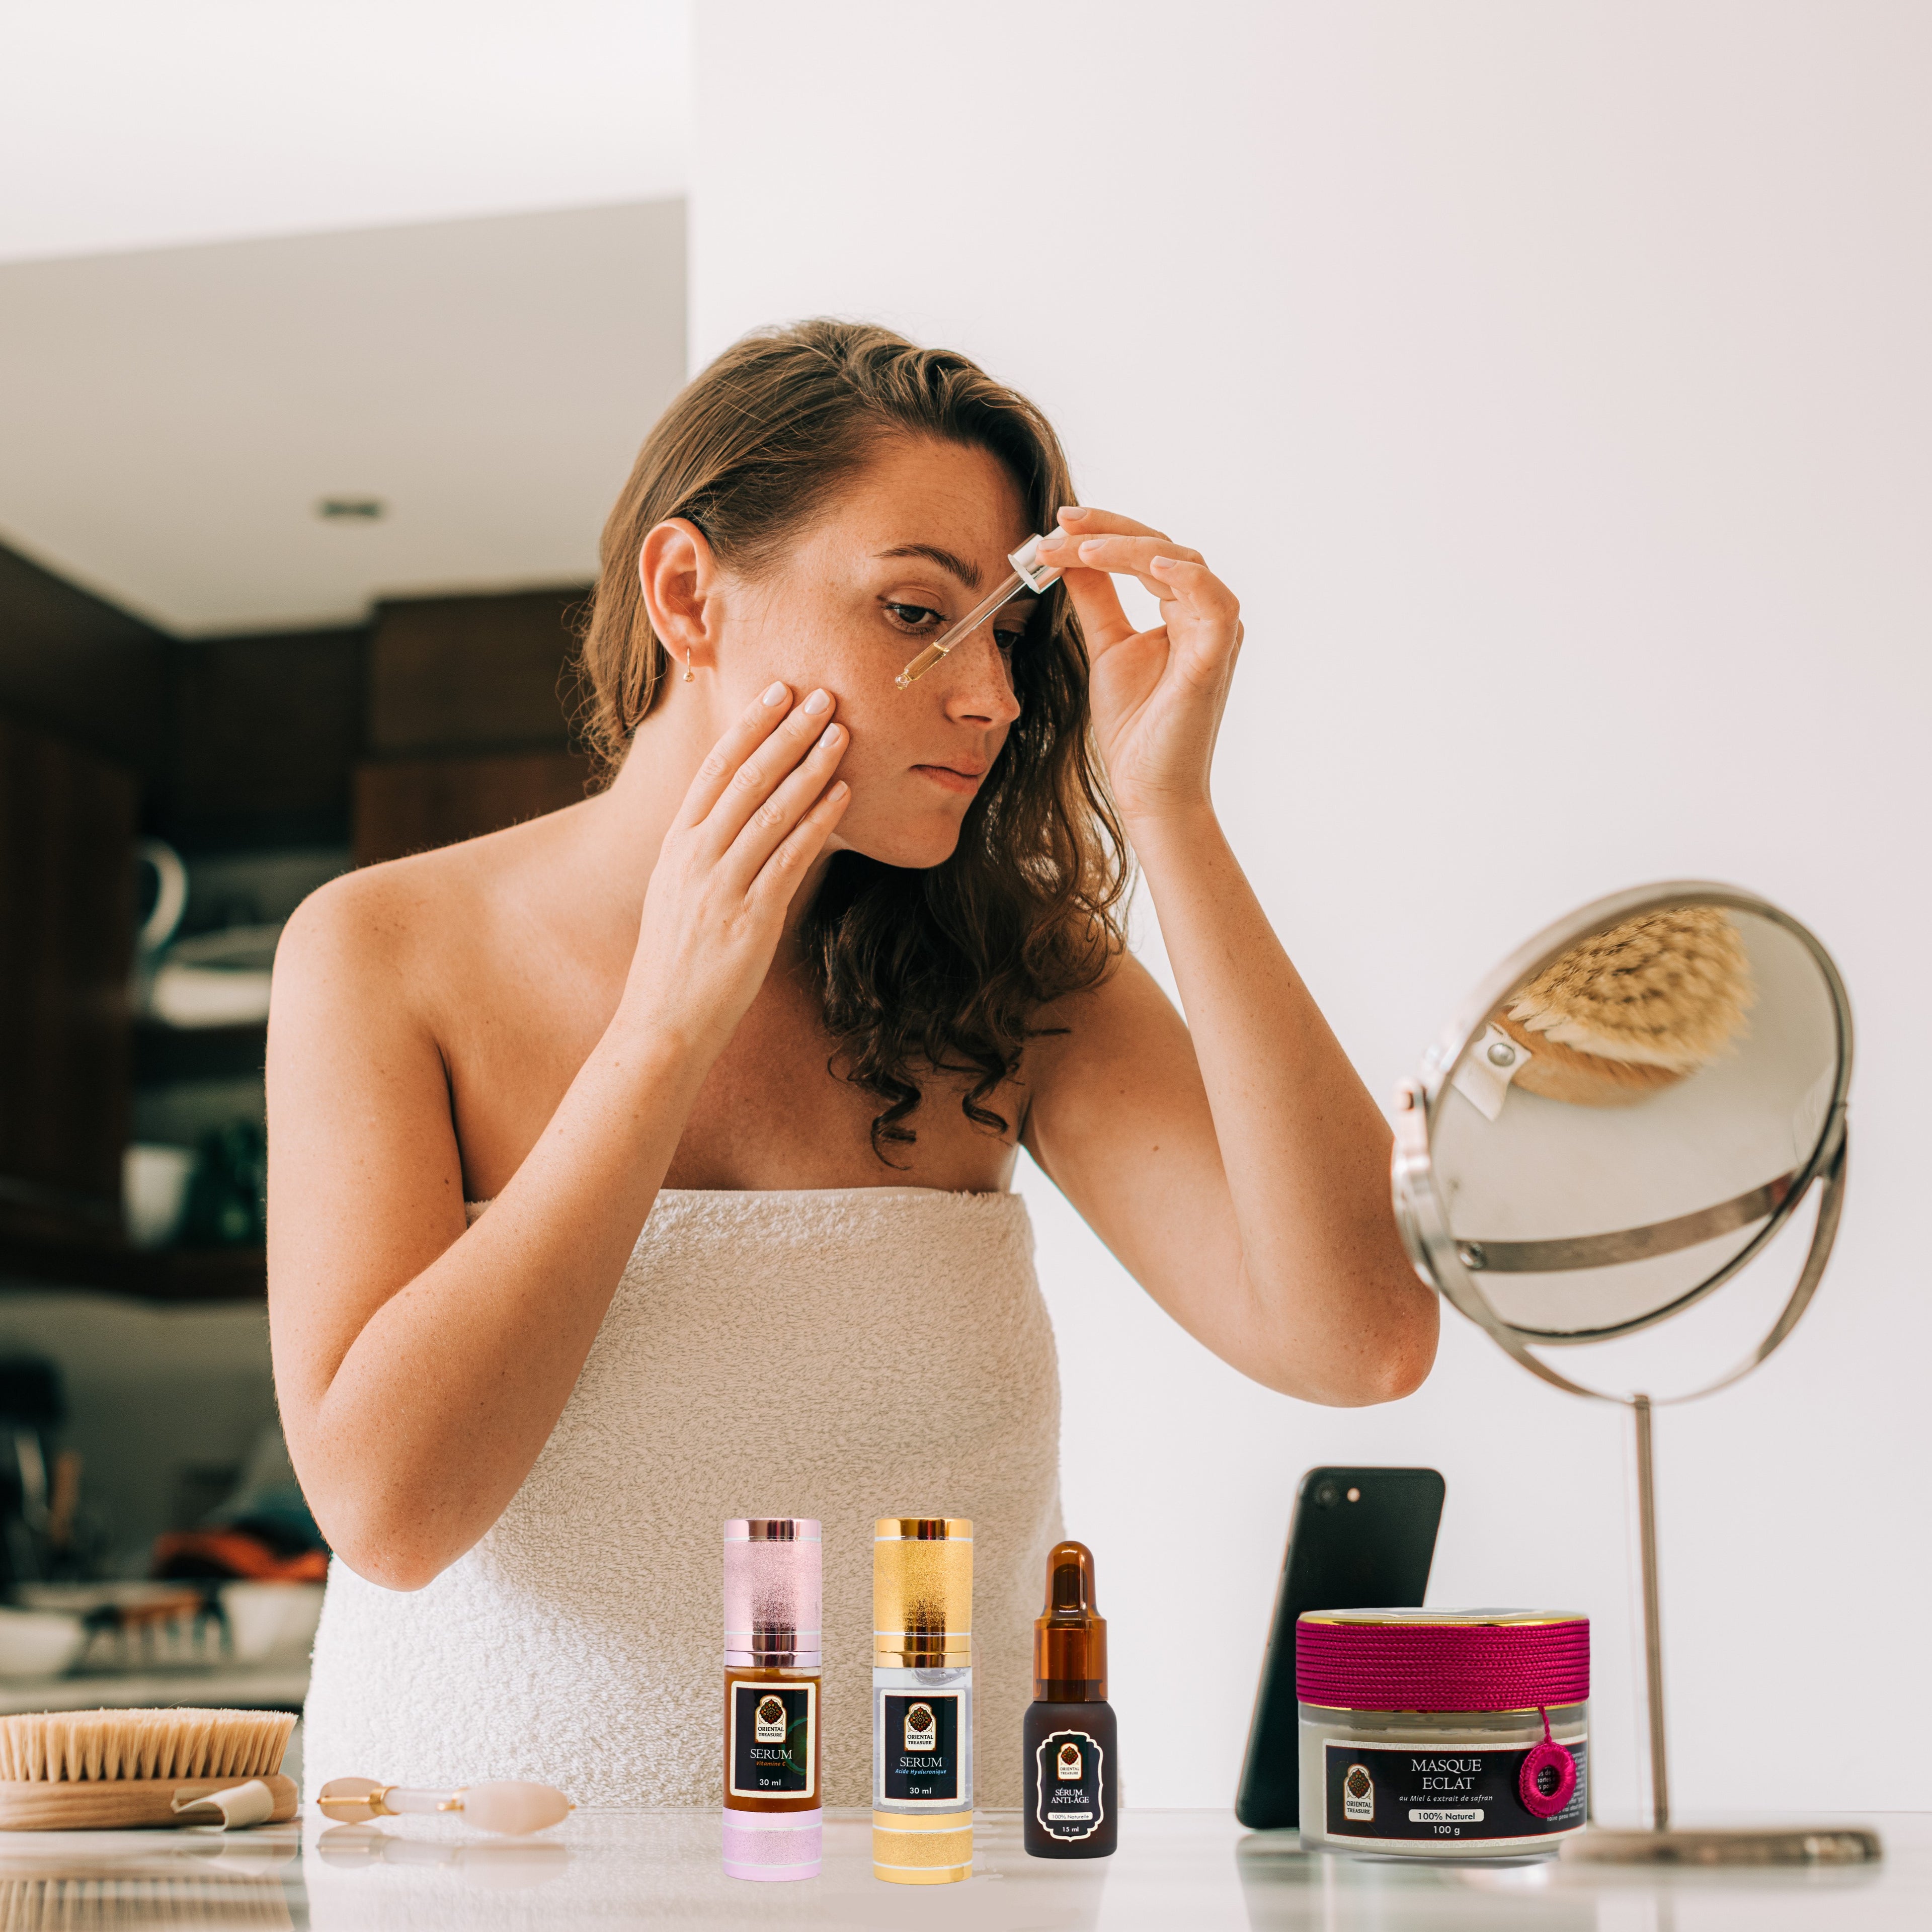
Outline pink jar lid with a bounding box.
[724,1519,822,1668]
[1296,1607,1589,1712]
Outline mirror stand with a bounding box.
[1567,1394,1880,1866]
[1431,1130,1876,1864]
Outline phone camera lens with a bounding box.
[1315,1481,1341,1508]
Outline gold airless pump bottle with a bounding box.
[872,1517,973,1885]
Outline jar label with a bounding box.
[882,1692,960,1802]
[1323,1737,1587,1842]
[1033,1729,1106,1841]
[729,1681,816,1799]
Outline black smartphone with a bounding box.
[1234,1465,1445,1831]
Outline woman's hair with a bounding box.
[576,318,1130,1157]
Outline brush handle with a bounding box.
[0,1774,297,1831]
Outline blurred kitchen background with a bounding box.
[0,4,687,1720]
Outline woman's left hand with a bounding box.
[1033,506,1243,826]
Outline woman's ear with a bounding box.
[638,518,720,675]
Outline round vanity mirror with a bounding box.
[1391,882,1875,1865]
[1394,884,1849,1397]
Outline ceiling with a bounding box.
[0,202,686,634]
[0,2,688,264]
[0,3,689,636]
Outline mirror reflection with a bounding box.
[1433,902,1843,1341]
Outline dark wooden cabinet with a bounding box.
[366,590,586,759]
[353,585,594,865]
[0,713,136,1241]
[0,543,592,1297]
[354,749,592,867]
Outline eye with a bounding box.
[883,601,945,635]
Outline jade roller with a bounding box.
[316,1776,572,1834]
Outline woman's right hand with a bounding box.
[622,681,850,1053]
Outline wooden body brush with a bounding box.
[1498,907,1754,1108]
[0,1708,296,1829]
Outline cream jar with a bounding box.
[1296,1607,1589,1858]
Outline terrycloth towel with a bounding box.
[302,1187,1062,1808]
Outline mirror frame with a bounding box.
[1391,880,1853,1405]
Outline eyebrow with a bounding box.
[876,543,984,592]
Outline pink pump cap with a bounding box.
[723,1518,822,1668]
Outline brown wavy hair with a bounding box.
[576,319,1130,1157]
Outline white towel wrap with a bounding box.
[301,1187,1063,1808]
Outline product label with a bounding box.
[729,1681,816,1799]
[1033,1729,1106,1841]
[1324,1738,1586,1842]
[882,1693,960,1802]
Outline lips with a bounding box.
[912,761,987,795]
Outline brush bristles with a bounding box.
[1507,906,1754,1071]
[0,1875,292,1928]
[0,1709,294,1784]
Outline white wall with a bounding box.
[691,3,1932,1817]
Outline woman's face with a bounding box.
[702,436,1035,869]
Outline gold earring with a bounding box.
[683,657,695,684]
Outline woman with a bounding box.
[271,320,1435,1807]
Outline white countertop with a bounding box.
[0,1660,308,1715]
[0,1807,1922,1929]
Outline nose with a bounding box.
[941,624,1023,729]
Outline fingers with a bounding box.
[1054,505,1171,542]
[679,680,797,827]
[749,778,851,910]
[719,709,849,886]
[1033,510,1236,659]
[697,686,841,853]
[1037,530,1205,604]
[1146,554,1241,629]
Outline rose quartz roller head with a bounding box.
[316,1777,571,1834]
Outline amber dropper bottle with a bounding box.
[1023,1540,1118,1858]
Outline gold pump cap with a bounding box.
[873,1517,972,1667]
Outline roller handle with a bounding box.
[317,1776,572,1834]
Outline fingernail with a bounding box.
[762,681,787,705]
[819,723,842,748]
[1036,534,1065,552]
[828,780,849,801]
[1150,555,1178,570]
[1079,538,1103,556]
[803,688,832,714]
[1060,505,1091,522]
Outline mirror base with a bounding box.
[1563,1825,1881,1866]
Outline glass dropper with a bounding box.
[895,531,1067,689]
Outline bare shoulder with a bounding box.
[274,847,466,1029]
[1022,950,1194,1116]
[1028,950,1184,1064]
[273,810,577,1030]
